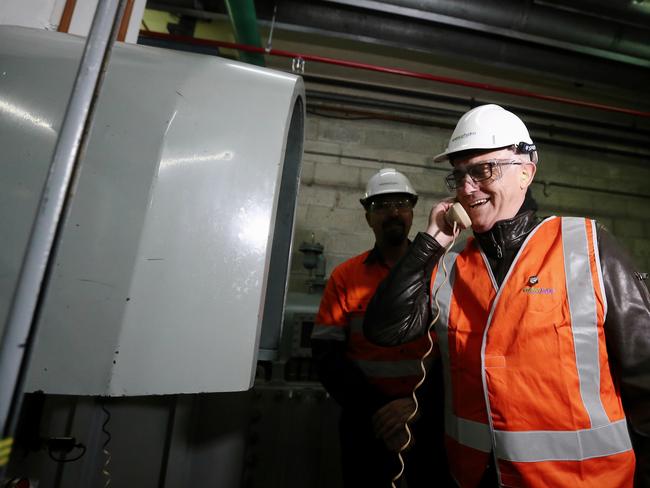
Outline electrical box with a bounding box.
[0,26,304,396]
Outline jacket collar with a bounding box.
[474,210,539,259]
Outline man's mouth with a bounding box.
[383,218,404,229]
[469,198,490,208]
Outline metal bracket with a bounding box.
[291,57,305,74]
[265,4,278,53]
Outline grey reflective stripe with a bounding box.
[355,358,423,378]
[446,414,492,453]
[495,419,633,462]
[562,217,609,428]
[591,219,608,317]
[430,250,460,446]
[432,250,492,453]
[349,316,364,333]
[478,246,498,292]
[311,324,346,341]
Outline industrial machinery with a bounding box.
[0,25,304,397]
[0,25,331,488]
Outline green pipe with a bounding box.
[224,0,265,66]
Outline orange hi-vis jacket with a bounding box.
[430,216,635,488]
[312,249,432,397]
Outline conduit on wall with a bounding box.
[138,30,650,119]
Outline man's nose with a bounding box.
[458,174,478,193]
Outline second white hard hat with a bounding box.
[360,168,418,205]
[433,104,535,163]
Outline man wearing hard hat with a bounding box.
[311,168,452,487]
[364,104,650,487]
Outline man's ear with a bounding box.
[520,162,537,189]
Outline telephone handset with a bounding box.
[444,202,472,230]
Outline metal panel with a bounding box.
[0,26,304,396]
[0,34,69,346]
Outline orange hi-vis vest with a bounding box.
[430,217,635,488]
[312,249,432,397]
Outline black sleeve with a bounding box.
[363,232,446,346]
[598,227,650,488]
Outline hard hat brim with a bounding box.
[433,143,530,164]
[432,150,449,163]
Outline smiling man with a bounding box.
[363,105,650,488]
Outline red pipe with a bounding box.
[139,31,650,118]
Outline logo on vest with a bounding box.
[522,275,554,294]
[522,286,554,295]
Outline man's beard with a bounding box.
[382,218,407,247]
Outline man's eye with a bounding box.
[470,164,491,178]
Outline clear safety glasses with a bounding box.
[445,159,523,190]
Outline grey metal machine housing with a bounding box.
[0,26,305,396]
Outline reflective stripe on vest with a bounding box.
[312,318,428,384]
[495,419,631,462]
[431,217,633,482]
[350,316,427,379]
[431,247,495,453]
[562,217,609,427]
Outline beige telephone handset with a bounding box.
[444,201,472,230]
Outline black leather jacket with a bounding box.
[364,210,650,487]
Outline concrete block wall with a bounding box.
[288,110,650,293]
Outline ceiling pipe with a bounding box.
[57,0,77,33]
[324,0,650,66]
[534,0,650,31]
[148,2,650,93]
[253,1,650,96]
[138,30,650,118]
[224,0,265,66]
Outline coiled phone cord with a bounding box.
[391,222,460,488]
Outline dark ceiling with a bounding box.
[147,0,650,102]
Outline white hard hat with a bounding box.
[433,104,536,163]
[360,168,418,205]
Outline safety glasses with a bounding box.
[368,198,414,213]
[445,159,522,190]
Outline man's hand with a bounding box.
[372,398,418,452]
[426,198,457,247]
